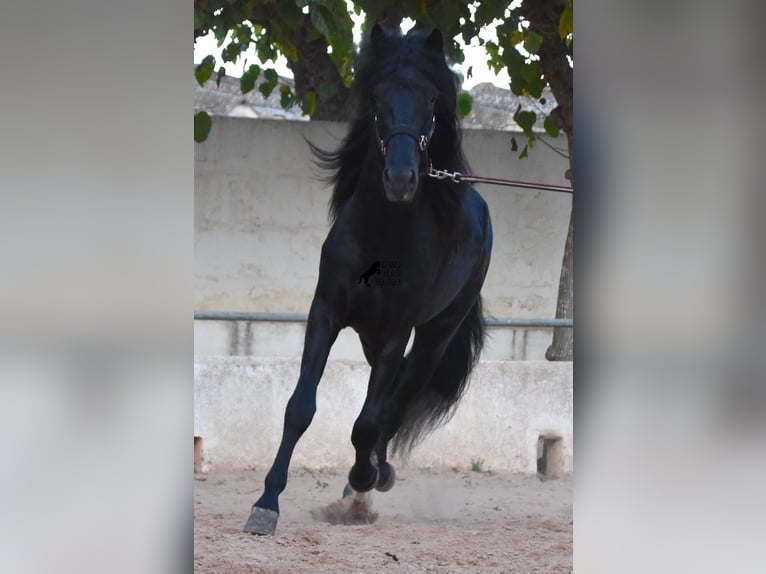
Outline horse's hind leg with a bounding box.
[243,299,340,535]
[347,335,409,493]
[370,357,409,492]
[372,447,397,492]
[373,293,485,485]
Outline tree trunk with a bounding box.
[521,0,573,361]
[546,197,573,361]
[286,16,350,121]
[545,112,573,361]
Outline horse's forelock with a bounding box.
[356,30,457,104]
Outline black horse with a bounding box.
[244,25,493,535]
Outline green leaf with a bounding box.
[484,40,500,60]
[329,27,353,60]
[495,19,515,45]
[504,48,527,95]
[485,41,502,72]
[457,92,473,118]
[450,41,465,64]
[310,5,334,39]
[279,85,296,109]
[429,2,460,30]
[280,39,299,62]
[214,24,228,47]
[300,91,317,116]
[509,73,525,96]
[221,41,243,64]
[559,3,573,39]
[329,49,352,85]
[236,23,252,46]
[275,1,304,30]
[475,0,508,24]
[528,81,545,99]
[513,108,537,137]
[195,55,215,86]
[240,64,260,94]
[519,144,528,159]
[520,62,545,98]
[258,68,279,98]
[510,30,525,47]
[462,25,478,46]
[194,111,211,143]
[256,40,276,62]
[263,68,278,84]
[216,66,226,89]
[520,61,542,83]
[259,83,276,99]
[524,31,543,55]
[543,116,560,138]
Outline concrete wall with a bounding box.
[194,117,571,361]
[194,119,573,474]
[194,357,572,474]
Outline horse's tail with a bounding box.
[391,295,486,458]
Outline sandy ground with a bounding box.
[194,466,572,573]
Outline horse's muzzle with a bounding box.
[383,167,418,202]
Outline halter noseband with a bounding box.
[375,114,436,158]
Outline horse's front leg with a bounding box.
[243,298,341,535]
[347,335,409,493]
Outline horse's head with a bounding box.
[369,25,444,203]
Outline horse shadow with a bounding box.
[357,261,381,286]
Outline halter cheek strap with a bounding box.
[375,115,436,157]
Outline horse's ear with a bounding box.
[425,28,443,53]
[370,23,385,50]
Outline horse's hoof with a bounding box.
[375,462,396,492]
[243,506,279,536]
[348,464,378,493]
[342,482,355,498]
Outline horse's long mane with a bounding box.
[310,27,471,224]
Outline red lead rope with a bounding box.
[427,165,573,194]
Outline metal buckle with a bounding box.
[427,164,461,183]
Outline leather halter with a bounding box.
[375,114,436,157]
